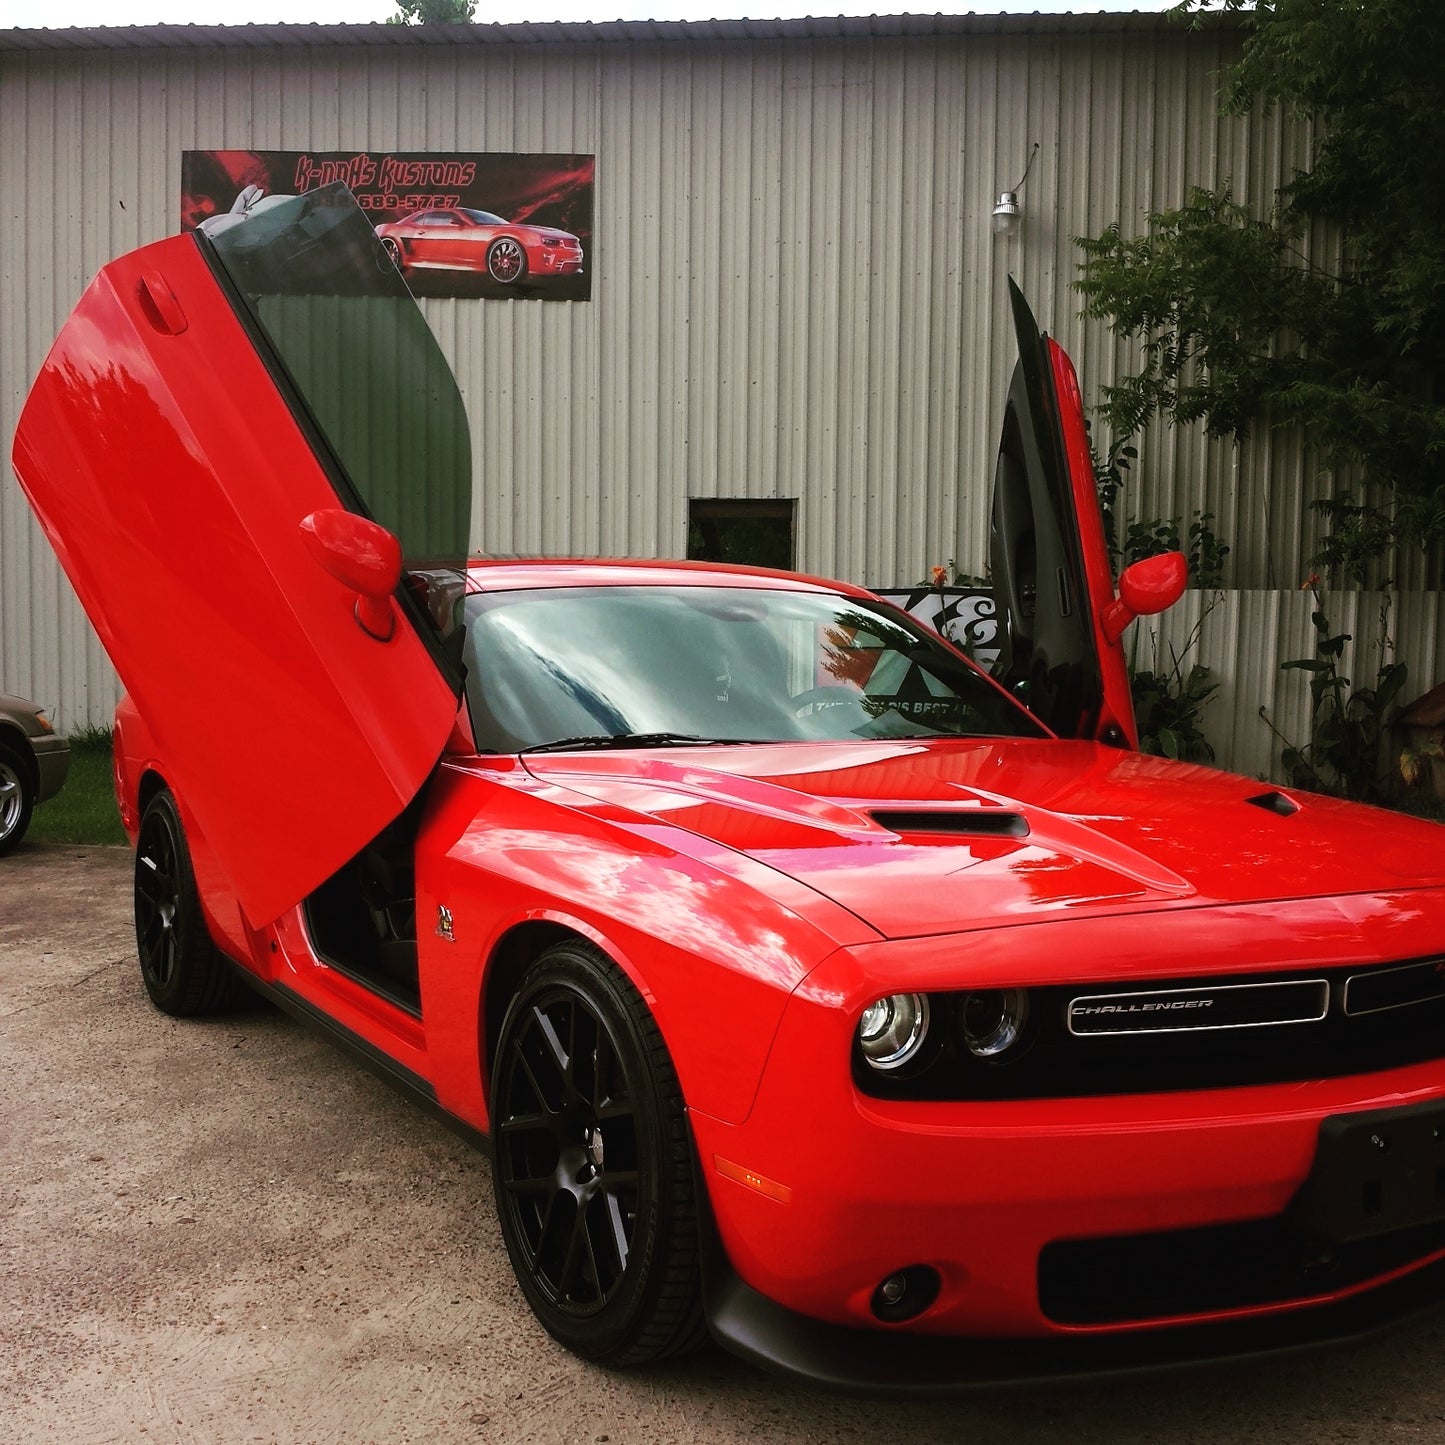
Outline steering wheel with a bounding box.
[789,686,866,719]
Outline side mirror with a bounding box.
[299,508,402,642]
[1101,551,1188,644]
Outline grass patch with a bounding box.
[29,725,127,847]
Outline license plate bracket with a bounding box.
[1292,1099,1445,1244]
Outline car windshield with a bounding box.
[460,208,507,226]
[460,584,1045,752]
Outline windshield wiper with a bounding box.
[520,732,763,755]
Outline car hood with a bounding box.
[522,739,1445,939]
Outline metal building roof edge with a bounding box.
[0,11,1239,53]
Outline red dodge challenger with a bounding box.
[13,185,1445,1388]
[374,204,584,284]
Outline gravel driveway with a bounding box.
[4,843,1445,1444]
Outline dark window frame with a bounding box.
[687,498,798,571]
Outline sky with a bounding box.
[1,0,1181,31]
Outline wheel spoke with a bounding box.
[527,1189,561,1272]
[590,1025,613,1111]
[567,997,579,1081]
[556,1207,588,1300]
[510,1038,556,1118]
[595,1029,634,1116]
[157,933,175,986]
[135,873,164,907]
[497,1109,549,1136]
[535,1006,571,1083]
[581,1205,605,1295]
[600,1188,630,1276]
[140,911,163,950]
[501,1174,553,1197]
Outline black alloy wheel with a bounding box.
[491,941,704,1364]
[134,789,245,1016]
[486,236,527,284]
[0,744,35,855]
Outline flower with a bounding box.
[1300,572,1321,591]
[931,565,948,588]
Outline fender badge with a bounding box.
[436,905,454,942]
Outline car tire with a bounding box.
[134,789,247,1016]
[380,236,406,273]
[490,940,705,1365]
[0,742,35,856]
[486,237,528,284]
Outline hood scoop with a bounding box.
[870,809,1030,839]
[1245,790,1301,818]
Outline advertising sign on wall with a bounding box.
[182,149,594,300]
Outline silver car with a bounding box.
[0,695,71,854]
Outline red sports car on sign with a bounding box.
[14,185,1445,1388]
[374,205,583,284]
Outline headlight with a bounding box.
[960,988,1029,1058]
[857,992,930,1070]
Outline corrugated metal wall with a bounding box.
[1137,588,1445,785]
[3,21,1441,775]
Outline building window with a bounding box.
[687,499,796,570]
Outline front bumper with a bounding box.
[32,733,70,804]
[688,921,1445,1380]
[703,1248,1445,1392]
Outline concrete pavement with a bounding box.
[3,843,1444,1444]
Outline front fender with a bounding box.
[415,759,870,1130]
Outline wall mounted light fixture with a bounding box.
[992,143,1039,239]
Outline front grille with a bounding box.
[1345,958,1445,1015]
[1039,1216,1445,1326]
[853,958,1445,1101]
[1067,978,1329,1036]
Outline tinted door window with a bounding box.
[204,183,472,570]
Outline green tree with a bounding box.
[387,0,476,23]
[1076,0,1445,582]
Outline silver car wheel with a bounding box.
[0,748,33,853]
[487,237,527,284]
[0,759,22,834]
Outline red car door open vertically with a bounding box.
[990,280,1185,746]
[12,185,472,927]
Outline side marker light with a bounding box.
[713,1155,792,1203]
